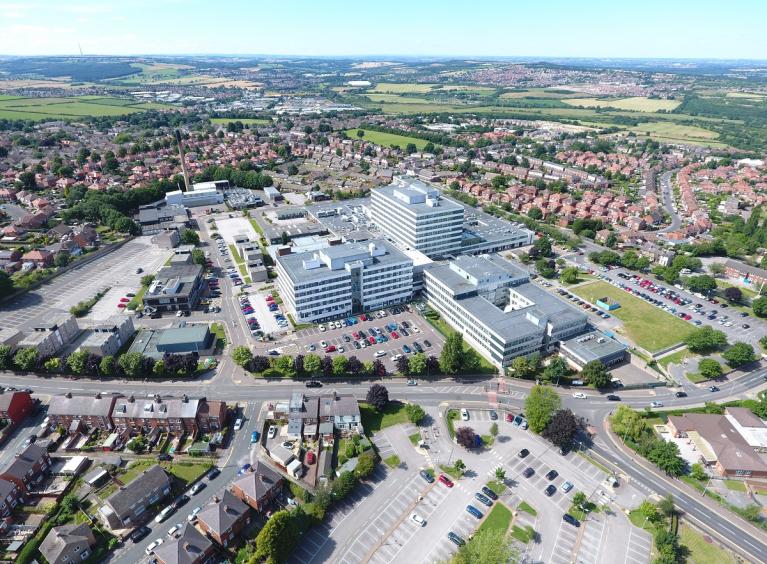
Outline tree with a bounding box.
[527,207,543,220]
[0,271,13,300]
[456,426,477,449]
[684,274,717,294]
[494,467,506,481]
[366,384,389,411]
[689,463,707,481]
[658,494,676,518]
[405,403,426,425]
[440,332,465,374]
[722,342,755,367]
[611,405,647,442]
[66,350,88,375]
[581,360,610,388]
[179,229,200,245]
[753,296,767,318]
[490,422,498,436]
[638,500,660,524]
[524,385,561,433]
[683,326,728,353]
[355,451,376,478]
[346,355,363,376]
[232,346,253,367]
[191,248,206,266]
[454,459,466,473]
[723,286,743,303]
[140,274,155,287]
[710,263,726,275]
[332,471,358,499]
[293,354,304,375]
[44,357,61,372]
[54,252,69,267]
[405,143,417,155]
[253,508,304,564]
[511,356,536,379]
[303,354,321,376]
[542,356,569,383]
[532,236,552,257]
[453,528,517,564]
[249,355,269,373]
[426,355,440,375]
[332,355,348,376]
[542,409,579,449]
[0,345,12,370]
[273,355,296,377]
[396,355,410,375]
[646,439,685,476]
[560,266,579,285]
[371,359,386,378]
[698,358,723,380]
[535,258,556,278]
[356,129,365,138]
[118,352,144,378]
[13,348,38,371]
[99,355,115,376]
[153,360,166,377]
[572,491,587,508]
[408,353,426,375]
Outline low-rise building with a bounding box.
[77,317,135,357]
[111,394,201,435]
[724,259,767,291]
[0,479,22,523]
[99,465,171,529]
[423,254,587,369]
[196,490,251,548]
[16,314,79,358]
[0,444,50,494]
[0,390,34,426]
[231,461,284,512]
[559,331,628,369]
[39,524,97,564]
[143,263,204,313]
[153,522,215,564]
[47,392,116,433]
[319,393,362,436]
[127,325,213,360]
[276,239,413,324]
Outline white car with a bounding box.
[374,350,386,358]
[167,523,182,537]
[154,506,174,523]
[176,311,184,317]
[145,538,164,555]
[410,513,426,527]
[319,324,326,332]
[338,346,345,353]
[460,408,469,421]
[320,340,328,348]
[268,425,278,439]
[650,401,664,408]
[187,507,201,522]
[411,325,421,333]
[233,418,243,431]
[572,393,587,399]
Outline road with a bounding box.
[657,170,682,234]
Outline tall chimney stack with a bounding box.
[175,129,191,192]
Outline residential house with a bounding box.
[47,392,117,433]
[0,443,51,493]
[195,400,227,434]
[21,249,53,268]
[153,523,215,564]
[318,393,362,436]
[195,490,251,548]
[724,259,767,290]
[0,479,22,525]
[39,524,97,564]
[111,395,200,435]
[99,465,172,529]
[0,390,34,426]
[231,461,284,512]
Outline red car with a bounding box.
[325,345,336,353]
[505,413,513,422]
[368,336,376,345]
[391,331,399,339]
[360,314,368,321]
[352,332,360,340]
[438,474,454,488]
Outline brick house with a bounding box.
[111,395,200,435]
[0,479,22,526]
[153,523,215,564]
[0,444,50,493]
[231,461,284,512]
[195,490,250,547]
[39,524,97,564]
[0,390,34,426]
[98,465,171,529]
[47,392,116,433]
[196,400,228,433]
[21,249,53,267]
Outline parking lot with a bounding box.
[291,307,445,368]
[0,237,170,330]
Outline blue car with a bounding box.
[466,505,483,519]
[251,431,260,443]
[402,345,411,354]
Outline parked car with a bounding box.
[474,492,493,506]
[420,469,435,483]
[410,513,426,527]
[447,532,465,546]
[518,448,530,458]
[481,486,498,500]
[189,482,206,495]
[172,495,189,510]
[438,474,454,488]
[561,481,574,493]
[130,526,151,543]
[563,513,581,527]
[546,469,559,480]
[206,467,220,480]
[268,426,277,439]
[466,505,484,519]
[460,408,469,421]
[145,538,164,555]
[154,506,175,523]
[167,523,182,538]
[545,485,557,497]
[522,467,534,478]
[187,507,201,522]
[233,418,243,431]
[489,410,498,420]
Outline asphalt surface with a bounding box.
[657,170,682,234]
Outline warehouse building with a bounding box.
[276,239,413,323]
[127,324,213,360]
[423,254,587,369]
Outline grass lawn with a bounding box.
[0,95,174,121]
[359,401,409,434]
[439,463,465,480]
[517,501,537,516]
[658,348,694,369]
[723,479,747,492]
[686,371,711,384]
[161,462,211,485]
[510,524,536,543]
[678,523,737,564]
[120,460,153,484]
[571,281,694,351]
[477,503,512,534]
[210,322,227,350]
[446,409,459,439]
[408,432,421,446]
[383,454,401,468]
[345,128,431,150]
[369,82,437,93]
[486,480,506,496]
[563,96,681,112]
[481,434,495,446]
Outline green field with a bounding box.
[0,95,174,121]
[211,117,270,125]
[369,82,437,93]
[500,88,582,99]
[563,96,682,112]
[477,503,513,534]
[571,281,694,352]
[678,523,736,564]
[629,121,725,147]
[345,128,431,150]
[365,93,445,105]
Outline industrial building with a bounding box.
[276,239,413,323]
[370,178,464,258]
[127,324,213,360]
[423,254,588,369]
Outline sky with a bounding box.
[2,0,766,59]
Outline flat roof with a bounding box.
[373,177,463,216]
[560,331,627,363]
